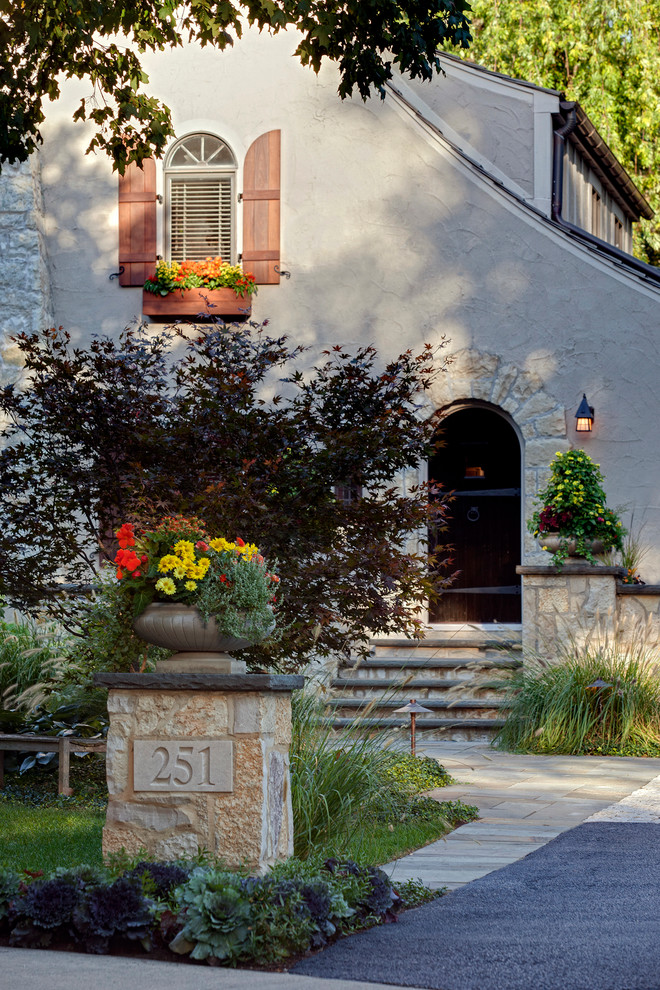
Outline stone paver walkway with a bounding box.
[384,741,660,889]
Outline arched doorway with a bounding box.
[429,406,521,623]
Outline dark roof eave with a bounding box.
[569,104,653,222]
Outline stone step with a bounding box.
[368,635,522,655]
[331,679,507,701]
[330,631,519,742]
[329,697,506,715]
[338,657,521,678]
[331,716,506,742]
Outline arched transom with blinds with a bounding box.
[164,133,237,262]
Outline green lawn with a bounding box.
[0,802,105,872]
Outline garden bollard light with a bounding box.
[394,699,432,756]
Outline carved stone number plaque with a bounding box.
[133,740,233,792]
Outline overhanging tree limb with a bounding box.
[0,0,472,172]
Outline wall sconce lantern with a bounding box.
[575,394,594,433]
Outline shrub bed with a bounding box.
[0,856,437,965]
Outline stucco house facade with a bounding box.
[2,27,660,644]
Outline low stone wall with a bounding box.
[616,586,660,649]
[517,565,660,659]
[95,672,303,871]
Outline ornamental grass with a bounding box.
[495,625,660,756]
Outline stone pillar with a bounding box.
[94,672,303,871]
[516,564,624,659]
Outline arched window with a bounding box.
[164,133,237,263]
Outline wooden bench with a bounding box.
[0,734,107,796]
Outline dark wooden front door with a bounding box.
[429,408,521,623]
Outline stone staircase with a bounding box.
[329,630,522,741]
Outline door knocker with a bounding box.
[467,506,480,523]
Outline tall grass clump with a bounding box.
[495,627,660,756]
[290,690,396,859]
[0,610,72,711]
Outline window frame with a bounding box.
[163,132,238,265]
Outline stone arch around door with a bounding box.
[425,347,570,579]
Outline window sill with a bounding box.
[142,288,252,319]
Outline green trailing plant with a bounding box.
[528,449,625,567]
[495,629,660,755]
[62,573,169,678]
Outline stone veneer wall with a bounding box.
[0,157,52,388]
[518,566,660,659]
[96,673,302,871]
[616,586,660,649]
[517,564,622,657]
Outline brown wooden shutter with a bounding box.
[242,130,280,284]
[118,159,157,286]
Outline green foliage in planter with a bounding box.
[144,259,256,299]
[495,633,660,755]
[0,324,455,672]
[528,449,625,567]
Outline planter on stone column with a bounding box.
[538,534,605,561]
[133,602,273,674]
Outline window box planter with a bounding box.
[142,287,252,318]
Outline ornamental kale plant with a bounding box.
[72,877,154,953]
[528,449,625,566]
[170,870,253,962]
[2,856,424,963]
[0,323,455,672]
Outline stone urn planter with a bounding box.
[133,602,268,673]
[538,534,606,560]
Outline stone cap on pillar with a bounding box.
[94,673,305,691]
[516,565,625,577]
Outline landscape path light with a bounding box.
[393,698,433,757]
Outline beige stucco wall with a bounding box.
[405,59,540,200]
[4,26,660,583]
